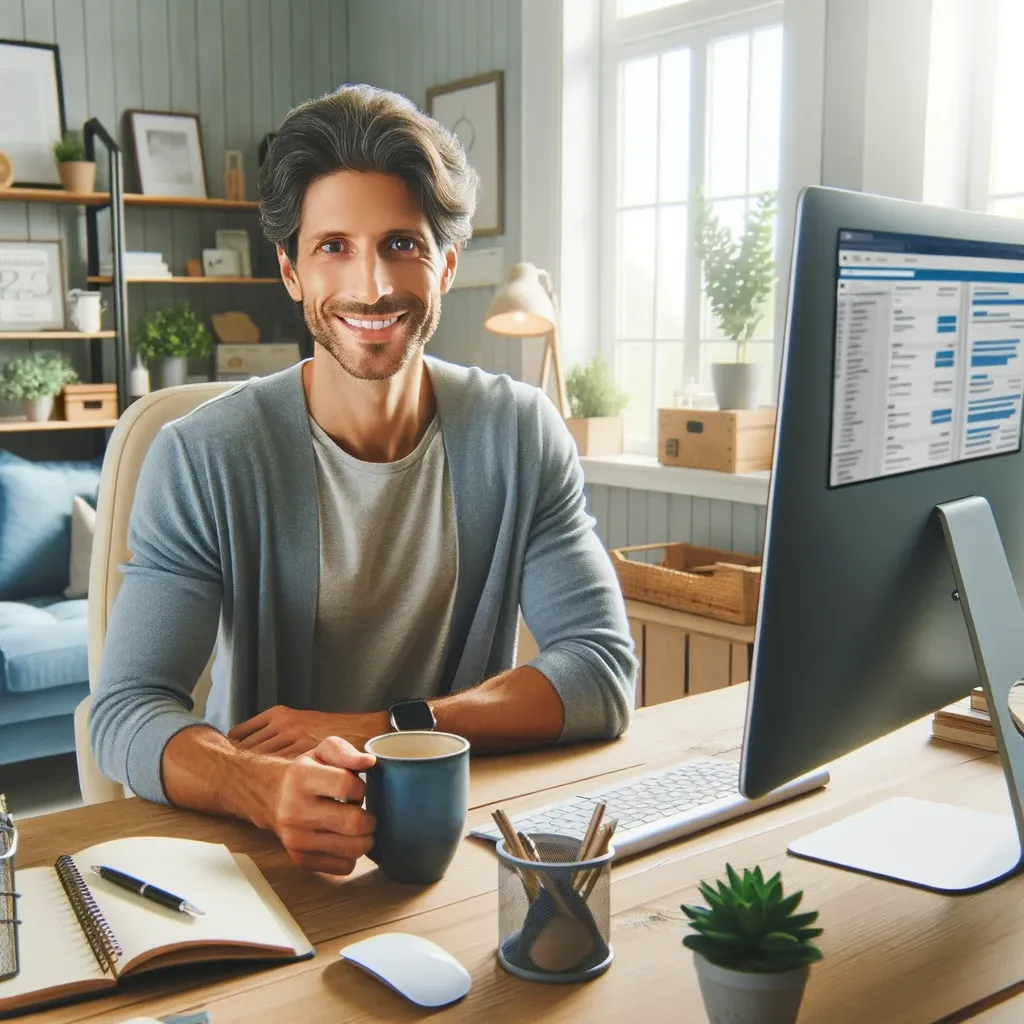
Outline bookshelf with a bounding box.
[0,188,258,212]
[88,276,279,286]
[0,418,118,433]
[0,331,116,341]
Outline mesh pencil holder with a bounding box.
[496,832,614,983]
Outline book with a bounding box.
[971,686,988,714]
[931,697,997,752]
[0,836,312,1016]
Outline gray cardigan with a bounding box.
[90,357,637,804]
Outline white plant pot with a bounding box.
[694,953,809,1024]
[22,395,54,422]
[711,362,762,411]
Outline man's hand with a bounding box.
[228,705,388,757]
[267,736,377,874]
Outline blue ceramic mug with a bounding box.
[364,731,471,885]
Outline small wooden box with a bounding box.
[566,416,624,457]
[62,383,117,422]
[216,342,300,378]
[657,407,775,473]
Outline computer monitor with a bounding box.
[740,186,1024,892]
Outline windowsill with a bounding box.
[579,453,770,505]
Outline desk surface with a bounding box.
[12,685,1024,1024]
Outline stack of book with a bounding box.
[99,251,171,279]
[931,688,995,751]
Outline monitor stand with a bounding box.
[788,495,1024,893]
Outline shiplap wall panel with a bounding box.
[584,486,766,557]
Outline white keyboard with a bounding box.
[471,757,830,860]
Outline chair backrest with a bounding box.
[77,382,234,802]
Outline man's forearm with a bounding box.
[429,665,564,753]
[162,724,286,828]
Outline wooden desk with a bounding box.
[13,686,1024,1023]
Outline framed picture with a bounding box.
[0,239,66,331]
[215,229,252,278]
[127,110,208,198]
[203,248,241,277]
[0,40,65,188]
[427,71,504,238]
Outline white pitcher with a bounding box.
[67,289,105,334]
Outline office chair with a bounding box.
[74,382,235,804]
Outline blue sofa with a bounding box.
[0,451,100,766]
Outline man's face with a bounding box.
[279,171,456,381]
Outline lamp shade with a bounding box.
[484,262,557,336]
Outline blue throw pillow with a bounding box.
[0,451,103,600]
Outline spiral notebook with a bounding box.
[0,835,313,1016]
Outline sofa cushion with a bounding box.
[0,598,89,695]
[0,450,102,600]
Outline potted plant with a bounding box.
[682,864,823,1024]
[565,354,629,456]
[53,131,96,193]
[0,352,79,422]
[694,191,776,411]
[134,303,211,390]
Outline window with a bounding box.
[987,0,1024,216]
[602,1,784,449]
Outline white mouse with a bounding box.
[339,932,471,1008]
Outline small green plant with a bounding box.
[53,131,86,163]
[694,191,776,363]
[566,355,629,419]
[134,303,211,364]
[681,864,823,973]
[0,352,78,401]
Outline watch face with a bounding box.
[390,699,436,731]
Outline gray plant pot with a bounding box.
[148,356,187,390]
[22,395,54,422]
[711,362,762,411]
[694,953,809,1024]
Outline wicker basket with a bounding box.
[610,542,762,625]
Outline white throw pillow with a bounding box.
[64,495,97,599]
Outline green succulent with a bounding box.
[566,354,629,419]
[53,131,86,163]
[694,190,777,363]
[133,303,211,364]
[0,352,79,401]
[681,864,823,973]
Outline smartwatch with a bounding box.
[388,698,437,732]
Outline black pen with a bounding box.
[90,865,204,916]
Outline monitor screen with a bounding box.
[829,228,1024,487]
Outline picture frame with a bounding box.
[215,229,252,278]
[0,40,66,188]
[427,71,505,238]
[202,248,242,278]
[0,239,66,331]
[127,110,208,199]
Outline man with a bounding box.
[91,84,636,876]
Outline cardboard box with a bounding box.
[657,407,776,473]
[62,383,117,422]
[215,343,300,378]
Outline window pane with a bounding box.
[699,342,775,403]
[748,27,783,194]
[707,33,750,198]
[656,341,687,411]
[617,342,655,440]
[991,0,1024,196]
[620,57,658,206]
[656,204,687,338]
[659,49,690,203]
[700,198,746,338]
[620,0,692,17]
[989,196,1024,218]
[617,208,656,339]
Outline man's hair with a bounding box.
[259,84,478,263]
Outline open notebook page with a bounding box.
[0,867,111,1009]
[71,837,310,974]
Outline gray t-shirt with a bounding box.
[308,415,458,712]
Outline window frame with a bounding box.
[599,0,783,452]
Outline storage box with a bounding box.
[215,342,300,378]
[610,542,762,625]
[566,416,623,457]
[62,383,117,422]
[657,407,775,473]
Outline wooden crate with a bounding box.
[62,383,117,422]
[658,407,775,473]
[611,542,761,625]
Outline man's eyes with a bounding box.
[387,237,418,253]
[317,238,419,254]
[319,240,345,254]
